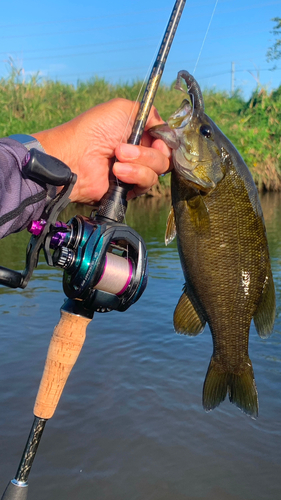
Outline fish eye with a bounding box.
[200,124,212,138]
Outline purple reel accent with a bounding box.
[27,220,68,248]
[28,219,46,236]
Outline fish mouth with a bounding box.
[167,99,193,129]
[149,123,180,149]
[149,99,193,144]
[149,70,215,190]
[149,114,215,190]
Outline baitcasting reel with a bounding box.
[0,149,148,314]
[30,213,148,313]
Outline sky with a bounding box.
[0,0,281,100]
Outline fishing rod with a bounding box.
[1,1,186,499]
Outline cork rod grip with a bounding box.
[33,310,92,419]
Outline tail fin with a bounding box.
[203,357,258,418]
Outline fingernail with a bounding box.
[119,143,140,159]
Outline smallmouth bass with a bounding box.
[150,70,275,417]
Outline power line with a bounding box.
[0,3,230,30]
[15,64,279,83]
[217,0,281,15]
[0,38,158,56]
[4,49,271,73]
[198,67,281,79]
[0,26,271,62]
[0,18,265,56]
[0,7,170,30]
[0,0,280,40]
[0,17,170,40]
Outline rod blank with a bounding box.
[128,0,186,145]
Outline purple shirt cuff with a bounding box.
[0,138,47,238]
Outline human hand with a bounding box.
[33,98,171,204]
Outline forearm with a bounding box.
[0,138,47,239]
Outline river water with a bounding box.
[0,193,280,500]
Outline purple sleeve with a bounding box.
[0,138,47,239]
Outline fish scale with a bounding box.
[172,170,260,363]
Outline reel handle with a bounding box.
[33,308,92,419]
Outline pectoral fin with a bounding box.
[174,287,206,336]
[187,196,210,233]
[165,207,177,245]
[253,269,276,339]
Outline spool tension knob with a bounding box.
[53,247,76,269]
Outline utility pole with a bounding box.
[231,61,235,95]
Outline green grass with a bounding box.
[202,87,281,191]
[0,66,280,191]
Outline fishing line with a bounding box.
[103,0,186,227]
[113,70,147,224]
[119,22,169,145]
[115,25,175,223]
[193,0,219,74]
[94,252,133,295]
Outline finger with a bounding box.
[140,131,172,159]
[112,162,159,197]
[151,138,172,160]
[115,143,170,176]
